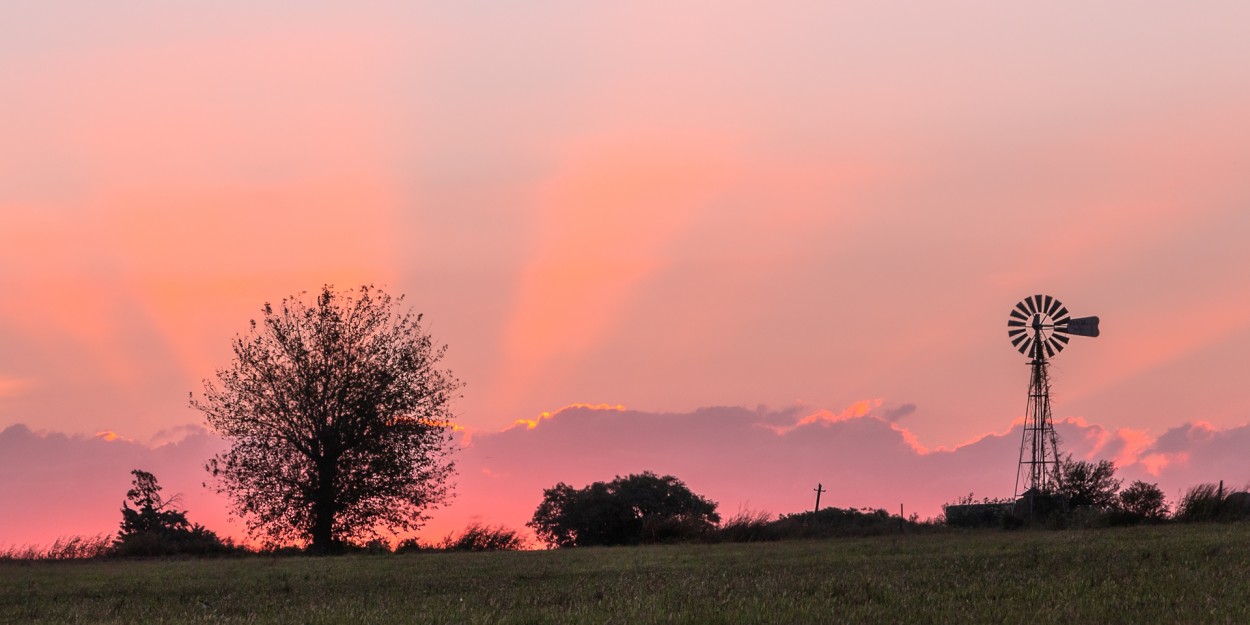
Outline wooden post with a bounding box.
[813,483,825,515]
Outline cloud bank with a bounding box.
[0,424,232,546]
[445,404,1250,534]
[4,404,1249,546]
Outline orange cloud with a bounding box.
[93,431,130,443]
[797,399,881,426]
[763,399,884,435]
[890,424,930,455]
[1109,427,1153,468]
[1139,453,1182,477]
[512,403,628,431]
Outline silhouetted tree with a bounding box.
[1059,457,1121,509]
[193,285,460,552]
[115,469,228,556]
[118,469,191,538]
[528,472,720,548]
[1118,480,1169,522]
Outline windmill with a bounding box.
[1007,295,1099,499]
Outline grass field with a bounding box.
[3,524,1249,624]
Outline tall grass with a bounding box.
[1176,483,1250,522]
[0,534,113,561]
[395,522,529,553]
[5,525,1250,624]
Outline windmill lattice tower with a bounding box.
[1006,295,1100,497]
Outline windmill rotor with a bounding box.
[1006,294,1068,360]
[1006,294,1099,361]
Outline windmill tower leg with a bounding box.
[1015,355,1063,499]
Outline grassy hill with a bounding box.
[3,524,1249,624]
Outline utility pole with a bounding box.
[813,483,825,515]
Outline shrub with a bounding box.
[529,472,719,548]
[771,506,925,538]
[1113,481,1169,524]
[394,537,425,554]
[1059,457,1121,510]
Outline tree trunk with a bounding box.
[310,458,339,553]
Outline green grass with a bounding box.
[3,524,1249,624]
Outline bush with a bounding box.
[1059,458,1121,510]
[394,537,425,554]
[1113,481,1169,525]
[529,472,719,548]
[113,525,240,558]
[774,506,926,538]
[358,538,393,555]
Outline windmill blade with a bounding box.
[1008,319,1027,328]
[1015,301,1032,318]
[1046,297,1063,318]
[1032,294,1045,314]
[1052,333,1070,345]
[1017,337,1033,355]
[1010,308,1029,322]
[1066,316,1100,337]
[1043,339,1056,358]
[1045,337,1065,357]
[1054,306,1070,322]
[1010,332,1028,348]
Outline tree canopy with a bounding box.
[118,469,191,539]
[528,472,720,548]
[193,285,461,551]
[1059,457,1121,510]
[1118,480,1169,522]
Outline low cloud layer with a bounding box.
[446,404,1250,534]
[4,404,1249,546]
[0,424,233,546]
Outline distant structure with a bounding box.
[1006,295,1100,498]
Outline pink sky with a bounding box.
[3,3,1250,546]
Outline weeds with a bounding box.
[0,534,113,561]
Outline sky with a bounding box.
[3,2,1250,546]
